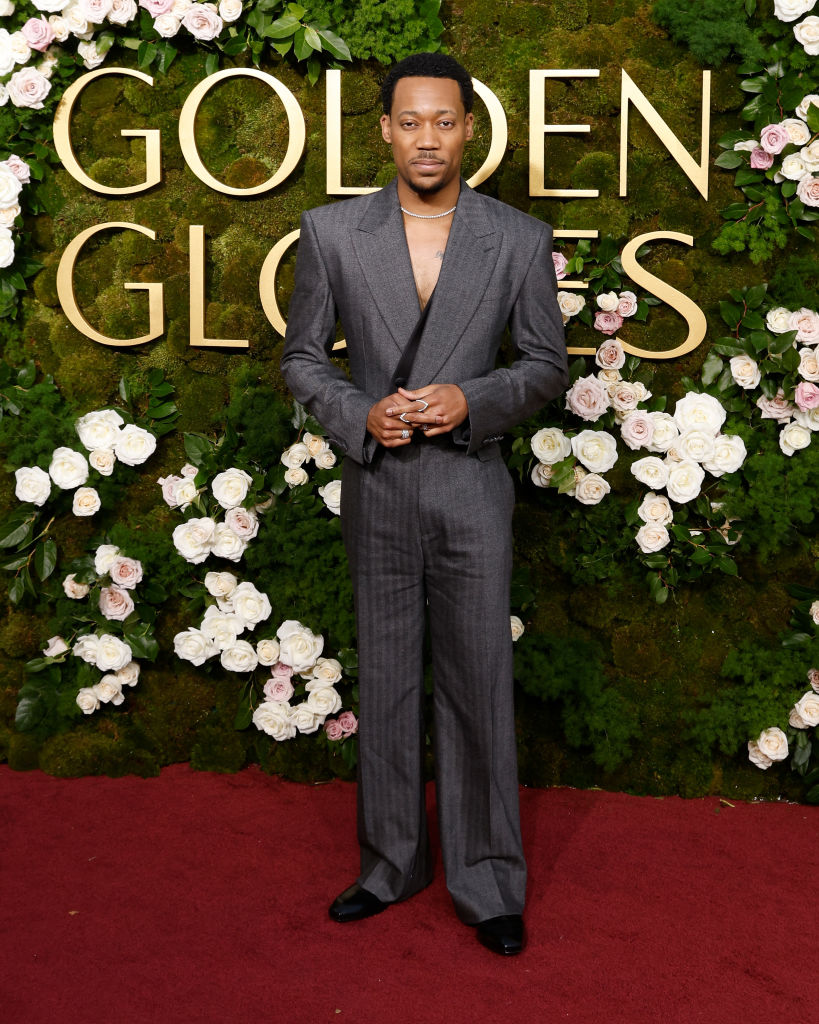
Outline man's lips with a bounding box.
[411,158,444,169]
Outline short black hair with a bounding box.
[381,52,474,116]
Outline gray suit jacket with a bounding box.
[280,178,569,462]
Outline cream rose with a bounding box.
[574,473,610,505]
[635,523,670,554]
[756,727,789,762]
[89,449,116,476]
[0,227,14,269]
[108,0,137,22]
[557,290,585,322]
[285,466,309,488]
[609,381,648,415]
[0,204,20,228]
[729,355,761,390]
[637,492,673,526]
[782,117,812,146]
[675,429,716,464]
[72,486,101,516]
[748,740,773,770]
[530,463,553,488]
[211,467,252,509]
[318,479,342,515]
[291,704,320,734]
[153,11,180,36]
[630,456,669,490]
[94,544,120,575]
[8,67,51,109]
[231,582,271,628]
[766,306,794,334]
[210,522,247,562]
[779,420,812,455]
[220,640,258,673]
[256,638,280,666]
[109,555,143,590]
[794,407,819,431]
[14,466,51,506]
[218,0,241,20]
[116,662,140,687]
[173,477,198,509]
[571,430,618,473]
[797,174,819,207]
[510,615,525,642]
[794,15,819,54]
[277,620,324,673]
[93,676,125,706]
[596,290,619,312]
[76,688,100,715]
[314,448,337,470]
[665,460,705,503]
[305,686,342,718]
[253,701,296,740]
[774,0,815,20]
[281,442,310,469]
[201,607,243,649]
[49,446,89,489]
[73,634,100,662]
[306,657,343,690]
[782,153,809,180]
[47,15,69,40]
[0,165,23,207]
[174,627,215,666]
[43,636,69,657]
[204,571,237,598]
[794,691,819,726]
[9,31,31,65]
[791,309,819,345]
[531,426,571,465]
[673,392,726,434]
[173,517,216,563]
[63,574,90,599]
[95,634,132,672]
[114,424,157,466]
[646,412,679,453]
[702,435,747,477]
[565,375,609,422]
[78,38,107,69]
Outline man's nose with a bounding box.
[416,124,439,148]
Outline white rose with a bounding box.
[630,456,669,490]
[530,463,553,487]
[201,607,243,649]
[796,93,819,120]
[810,599,819,625]
[63,573,90,599]
[114,424,157,466]
[774,0,815,21]
[597,369,621,385]
[79,0,112,18]
[72,486,101,516]
[73,634,100,662]
[173,517,216,563]
[570,430,618,473]
[510,615,525,642]
[94,544,120,575]
[14,466,51,506]
[574,472,610,505]
[306,657,343,689]
[798,174,819,208]
[89,449,116,476]
[63,0,92,35]
[278,623,324,673]
[0,204,19,228]
[0,166,22,208]
[253,701,296,740]
[0,31,15,77]
[673,392,726,434]
[794,407,819,431]
[702,435,747,476]
[318,479,342,515]
[107,0,136,23]
[34,0,70,10]
[557,291,585,321]
[779,420,812,455]
[174,627,216,666]
[210,522,247,562]
[609,381,650,417]
[291,703,320,734]
[729,355,761,390]
[220,640,258,673]
[790,706,809,729]
[314,448,337,470]
[674,429,716,464]
[116,661,140,687]
[302,432,326,458]
[95,634,132,672]
[204,571,237,598]
[154,11,181,36]
[48,446,88,489]
[617,291,638,318]
[43,635,69,657]
[306,686,342,718]
[0,0,15,14]
[256,638,280,666]
[766,306,794,334]
[173,476,198,510]
[285,466,309,488]
[231,582,271,627]
[794,15,819,54]
[794,691,819,727]
[9,32,31,65]
[637,492,673,525]
[182,2,223,39]
[635,523,670,554]
[756,726,789,761]
[8,67,51,109]
[225,505,259,540]
[281,442,310,469]
[531,426,571,465]
[109,555,142,590]
[800,141,819,171]
[76,687,100,715]
[782,117,812,146]
[791,309,819,345]
[47,14,70,40]
[620,410,654,451]
[93,674,124,705]
[665,460,705,503]
[0,226,14,269]
[596,290,619,312]
[218,0,240,20]
[748,740,773,770]
[211,467,252,509]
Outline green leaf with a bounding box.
[768,329,797,355]
[701,351,724,386]
[316,28,351,61]
[306,55,320,86]
[124,631,159,661]
[220,34,248,55]
[303,24,321,50]
[34,538,57,581]
[739,78,764,94]
[2,554,29,570]
[16,361,36,387]
[719,301,743,328]
[265,13,301,38]
[293,26,312,61]
[0,512,36,549]
[15,692,44,731]
[119,376,132,404]
[146,400,177,420]
[137,40,158,68]
[744,284,767,309]
[157,42,177,74]
[8,573,25,605]
[234,700,254,730]
[205,52,220,76]
[184,432,214,466]
[734,169,762,188]
[717,556,738,576]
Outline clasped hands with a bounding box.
[366,384,468,448]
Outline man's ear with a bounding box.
[465,112,474,142]
[380,114,392,143]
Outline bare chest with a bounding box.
[403,218,453,309]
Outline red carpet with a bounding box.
[1,764,812,1024]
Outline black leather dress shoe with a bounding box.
[476,914,526,955]
[328,883,391,923]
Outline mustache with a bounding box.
[411,153,444,163]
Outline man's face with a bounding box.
[380,76,474,196]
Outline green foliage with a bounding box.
[307,0,443,63]
[652,0,766,65]
[0,361,77,469]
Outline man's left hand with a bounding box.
[389,384,468,437]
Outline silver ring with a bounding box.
[399,412,410,424]
[401,428,410,439]
[413,400,429,412]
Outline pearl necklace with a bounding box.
[400,205,457,219]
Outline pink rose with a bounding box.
[620,410,655,450]
[595,338,625,370]
[263,678,294,702]
[749,147,774,170]
[225,506,259,540]
[552,251,568,280]
[109,555,143,590]
[756,389,795,421]
[324,718,344,741]
[795,381,819,410]
[271,662,293,682]
[4,155,31,184]
[181,463,197,477]
[790,307,819,344]
[617,291,638,318]
[21,17,55,51]
[565,375,610,422]
[808,668,819,693]
[139,0,174,13]
[99,585,135,622]
[337,710,358,736]
[797,175,819,207]
[594,311,624,336]
[158,474,182,507]
[759,123,790,155]
[182,3,223,39]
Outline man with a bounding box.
[281,52,568,956]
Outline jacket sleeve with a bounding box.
[279,210,376,466]
[453,224,569,455]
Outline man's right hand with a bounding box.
[367,394,414,447]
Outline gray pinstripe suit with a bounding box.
[281,178,568,923]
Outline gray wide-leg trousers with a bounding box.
[340,438,527,924]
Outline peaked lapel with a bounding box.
[351,180,419,359]
[409,182,501,386]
